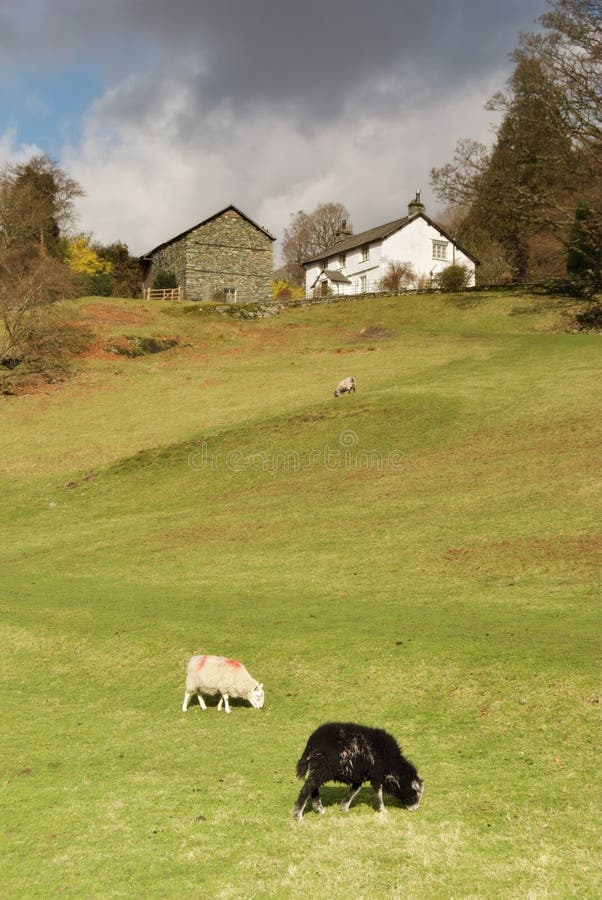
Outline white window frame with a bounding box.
[432,240,448,261]
[361,245,369,262]
[224,287,237,302]
[360,275,367,293]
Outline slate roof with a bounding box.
[303,216,411,264]
[322,269,351,283]
[303,212,478,266]
[141,204,275,259]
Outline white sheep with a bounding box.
[334,376,356,397]
[182,654,265,714]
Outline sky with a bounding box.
[0,0,548,259]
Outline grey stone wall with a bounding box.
[147,208,273,302]
[185,209,273,302]
[147,240,187,291]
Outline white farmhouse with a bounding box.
[303,193,477,297]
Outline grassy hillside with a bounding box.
[1,292,600,898]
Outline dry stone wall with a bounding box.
[148,241,187,290]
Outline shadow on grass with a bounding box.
[183,695,254,712]
[302,784,404,813]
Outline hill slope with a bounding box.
[1,292,600,898]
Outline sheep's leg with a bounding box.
[182,691,192,712]
[311,789,325,815]
[218,693,231,713]
[197,692,207,711]
[293,779,319,820]
[372,784,387,814]
[340,782,362,812]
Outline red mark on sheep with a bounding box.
[226,659,242,668]
[196,656,207,670]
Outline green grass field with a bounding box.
[1,291,600,898]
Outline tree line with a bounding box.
[431,0,601,287]
[280,2,601,292]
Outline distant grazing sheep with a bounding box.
[334,376,356,398]
[292,722,423,819]
[182,654,264,714]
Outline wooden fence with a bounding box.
[144,287,182,301]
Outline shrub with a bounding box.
[65,236,113,277]
[1,307,93,393]
[380,260,416,294]
[437,264,472,292]
[79,272,113,297]
[272,280,304,302]
[94,241,142,298]
[573,304,602,331]
[152,270,177,290]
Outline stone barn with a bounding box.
[140,205,275,303]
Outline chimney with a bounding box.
[334,218,353,242]
[408,190,425,217]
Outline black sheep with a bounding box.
[293,722,423,820]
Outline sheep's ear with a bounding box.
[258,683,263,690]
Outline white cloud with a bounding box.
[1,0,542,260]
[0,128,44,166]
[65,67,504,260]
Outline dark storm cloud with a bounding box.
[1,0,547,120]
[0,0,549,254]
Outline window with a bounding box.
[360,275,367,293]
[340,253,346,267]
[432,240,448,260]
[224,287,237,302]
[361,245,369,261]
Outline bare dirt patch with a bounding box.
[356,326,394,341]
[82,303,155,328]
[3,371,67,398]
[441,534,602,574]
[158,522,269,547]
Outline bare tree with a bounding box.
[0,156,82,389]
[380,260,416,294]
[281,202,351,285]
[431,139,491,208]
[511,0,602,150]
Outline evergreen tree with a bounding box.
[431,0,601,281]
[567,202,602,283]
[470,57,576,280]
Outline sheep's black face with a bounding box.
[388,775,424,810]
